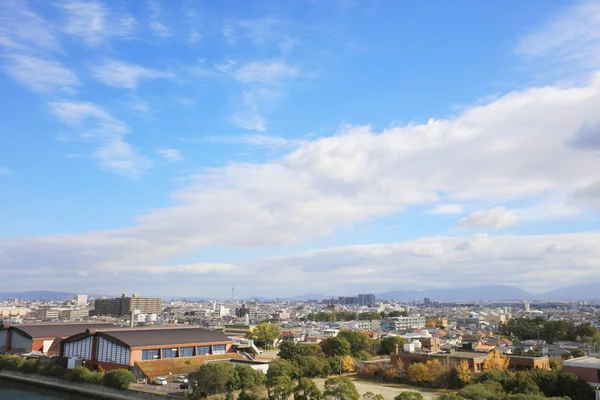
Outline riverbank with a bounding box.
[0,370,174,400]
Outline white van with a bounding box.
[155,377,168,385]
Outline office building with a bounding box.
[392,316,426,331]
[75,294,88,306]
[358,293,376,306]
[94,294,162,317]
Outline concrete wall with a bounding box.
[563,366,600,383]
[0,370,177,400]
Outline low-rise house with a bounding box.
[541,344,570,358]
[563,356,600,387]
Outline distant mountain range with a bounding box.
[2,282,600,302]
[0,291,110,301]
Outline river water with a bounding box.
[0,379,91,400]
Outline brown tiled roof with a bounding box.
[100,327,232,348]
[6,323,115,339]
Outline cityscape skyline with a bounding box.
[1,0,600,297]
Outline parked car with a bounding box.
[155,377,168,385]
[177,375,189,383]
[179,382,190,389]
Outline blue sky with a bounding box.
[1,0,600,298]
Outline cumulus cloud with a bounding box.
[458,207,520,230]
[92,60,173,89]
[3,75,600,293]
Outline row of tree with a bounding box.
[304,311,407,322]
[499,317,600,345]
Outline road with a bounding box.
[313,378,447,400]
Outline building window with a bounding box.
[180,347,194,357]
[213,345,226,355]
[142,349,160,360]
[162,348,178,359]
[197,345,210,356]
[96,337,130,365]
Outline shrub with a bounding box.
[394,392,425,400]
[19,359,40,374]
[70,365,102,383]
[39,363,66,378]
[0,354,25,370]
[102,369,136,390]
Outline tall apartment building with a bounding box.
[93,294,162,317]
[358,293,376,306]
[75,294,88,306]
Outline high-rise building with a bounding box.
[424,297,432,306]
[524,300,531,313]
[358,293,376,306]
[75,294,88,306]
[93,294,162,317]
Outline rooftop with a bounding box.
[4,323,115,339]
[99,327,232,348]
[563,356,600,369]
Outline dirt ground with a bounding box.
[313,377,450,400]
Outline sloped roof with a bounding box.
[6,323,115,339]
[100,327,232,348]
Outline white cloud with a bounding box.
[147,0,170,38]
[58,0,136,46]
[230,91,267,131]
[0,167,12,175]
[2,76,600,293]
[92,60,173,89]
[49,101,150,176]
[458,207,520,230]
[234,61,298,85]
[427,203,464,215]
[516,0,600,71]
[157,148,182,162]
[0,0,61,53]
[94,138,151,177]
[2,54,80,93]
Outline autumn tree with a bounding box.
[452,360,473,387]
[407,363,433,384]
[341,355,357,374]
[483,351,509,371]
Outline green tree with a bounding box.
[437,394,467,400]
[231,365,266,391]
[268,359,301,381]
[457,383,503,400]
[321,337,351,357]
[337,331,372,356]
[363,392,385,400]
[239,390,266,400]
[569,348,585,358]
[379,336,406,355]
[193,362,235,397]
[249,323,282,349]
[292,355,330,378]
[394,392,425,400]
[388,311,407,317]
[323,377,359,400]
[294,377,322,400]
[102,369,135,390]
[267,375,295,400]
